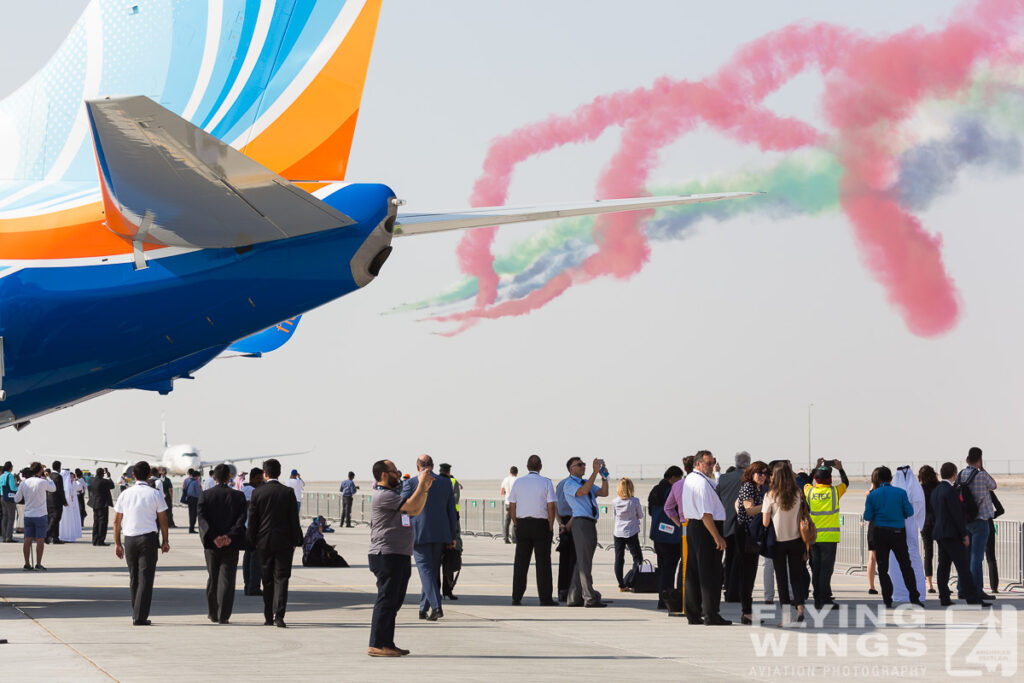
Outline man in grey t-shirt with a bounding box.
[367,459,432,658]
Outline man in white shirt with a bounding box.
[14,462,56,570]
[499,466,518,543]
[203,469,216,491]
[681,450,730,626]
[285,470,305,516]
[508,455,557,606]
[113,461,170,626]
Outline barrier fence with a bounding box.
[610,461,1024,479]
[300,491,1023,591]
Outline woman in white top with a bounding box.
[612,477,644,591]
[58,470,83,542]
[761,462,810,621]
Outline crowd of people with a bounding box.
[0,445,1008,658]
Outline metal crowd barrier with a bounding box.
[292,490,1023,592]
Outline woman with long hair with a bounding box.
[762,462,810,623]
[612,477,644,591]
[736,460,769,624]
[917,465,940,594]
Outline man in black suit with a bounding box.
[931,461,989,607]
[198,464,248,624]
[46,460,67,543]
[247,458,303,628]
[89,468,116,545]
[158,467,176,528]
[716,451,749,602]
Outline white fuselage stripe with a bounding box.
[204,0,276,133]
[181,1,223,122]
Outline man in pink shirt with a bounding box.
[663,455,696,526]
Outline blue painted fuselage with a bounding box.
[0,183,394,424]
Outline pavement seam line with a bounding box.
[0,595,120,682]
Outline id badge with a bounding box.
[658,522,675,534]
[401,513,411,527]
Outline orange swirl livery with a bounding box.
[0,0,751,429]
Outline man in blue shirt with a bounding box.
[1,461,18,542]
[863,466,921,608]
[340,472,359,528]
[562,457,609,607]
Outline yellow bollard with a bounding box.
[680,521,687,615]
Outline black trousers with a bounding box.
[873,525,920,605]
[723,533,741,601]
[503,504,515,542]
[512,517,553,602]
[368,553,411,649]
[985,519,998,591]
[243,548,262,593]
[773,539,810,607]
[260,548,294,622]
[654,540,682,597]
[809,541,837,606]
[684,519,724,621]
[735,527,761,615]
[937,536,982,603]
[920,526,934,577]
[187,498,198,532]
[341,496,354,527]
[613,533,643,588]
[124,532,159,623]
[46,504,63,540]
[164,497,175,527]
[91,507,109,545]
[556,517,575,598]
[205,547,239,621]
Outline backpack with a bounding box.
[954,469,980,523]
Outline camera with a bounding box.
[822,459,836,469]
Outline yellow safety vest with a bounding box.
[806,484,840,542]
[451,475,460,512]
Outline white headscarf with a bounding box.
[61,469,74,505]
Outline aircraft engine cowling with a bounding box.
[317,183,397,288]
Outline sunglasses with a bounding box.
[755,470,768,476]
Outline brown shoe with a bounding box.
[367,647,402,657]
[393,646,411,656]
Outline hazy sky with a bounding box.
[1,1,1020,479]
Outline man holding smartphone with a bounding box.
[563,457,609,607]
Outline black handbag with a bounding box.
[625,560,660,593]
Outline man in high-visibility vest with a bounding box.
[804,458,849,610]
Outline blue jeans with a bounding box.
[412,542,445,611]
[965,519,990,594]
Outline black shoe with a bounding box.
[868,588,879,595]
[52,539,64,544]
[566,601,584,607]
[22,564,33,571]
[511,599,522,606]
[419,610,428,620]
[884,602,894,609]
[264,620,274,626]
[558,592,568,603]
[656,600,667,610]
[978,592,996,600]
[912,600,925,608]
[208,615,217,623]
[444,594,458,600]
[133,619,151,626]
[584,601,608,608]
[928,587,936,594]
[539,600,558,606]
[35,564,46,571]
[685,616,703,625]
[45,538,52,544]
[741,615,763,626]
[218,619,229,624]
[426,608,443,621]
[188,530,198,534]
[705,614,732,626]
[940,599,954,606]
[274,619,287,628]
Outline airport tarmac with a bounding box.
[1,513,1022,682]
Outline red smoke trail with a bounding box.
[441,0,1024,335]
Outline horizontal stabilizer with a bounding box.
[86,96,354,249]
[392,193,759,236]
[226,315,302,357]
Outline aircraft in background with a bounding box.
[80,415,309,477]
[0,0,755,431]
